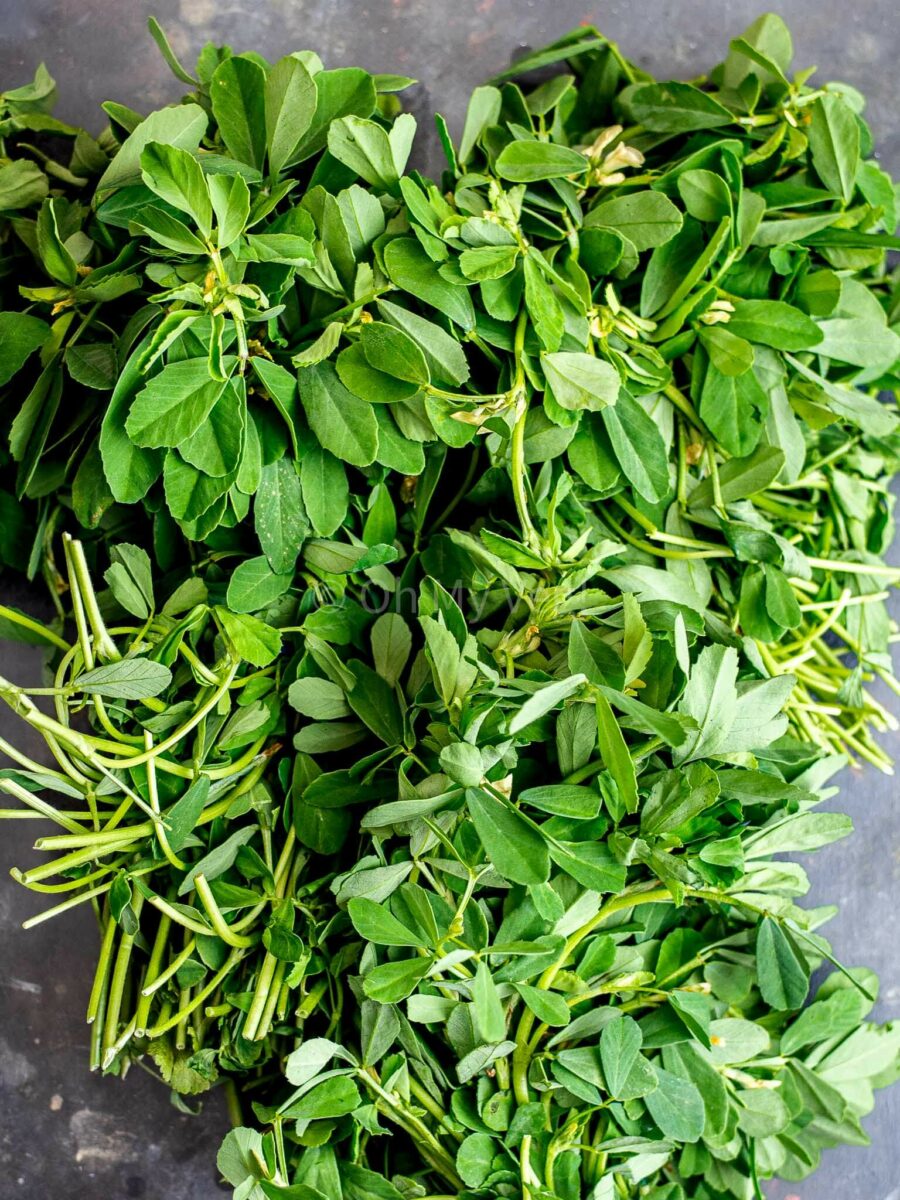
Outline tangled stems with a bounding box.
[0,540,321,1081]
[594,482,900,769]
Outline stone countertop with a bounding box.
[0,2,898,1197]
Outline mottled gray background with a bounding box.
[0,2,898,1197]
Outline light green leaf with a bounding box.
[542,352,620,412]
[298,361,379,467]
[96,103,207,196]
[226,555,293,613]
[756,917,810,1010]
[255,457,309,574]
[140,141,211,238]
[126,359,229,449]
[495,139,587,182]
[348,897,427,948]
[467,787,549,885]
[74,658,172,700]
[808,94,860,204]
[214,607,283,667]
[265,55,317,175]
[210,55,267,169]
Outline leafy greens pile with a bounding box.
[0,12,898,1200]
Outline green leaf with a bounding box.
[179,378,244,477]
[337,343,418,405]
[596,691,638,813]
[251,357,302,454]
[384,238,475,331]
[110,870,139,936]
[586,190,683,250]
[495,139,587,182]
[74,658,172,700]
[524,251,564,352]
[290,67,377,163]
[456,1041,517,1084]
[370,614,412,688]
[724,13,793,87]
[210,55,267,169]
[0,313,48,386]
[673,644,738,763]
[126,359,229,449]
[214,607,283,667]
[509,675,586,734]
[284,1037,351,1086]
[265,55,317,175]
[677,169,732,223]
[104,543,155,618]
[699,361,768,458]
[328,113,416,192]
[285,1076,360,1120]
[363,957,431,1004]
[641,763,719,836]
[177,826,257,895]
[467,787,549,885]
[763,563,802,629]
[781,988,865,1055]
[360,999,400,1067]
[35,198,77,284]
[255,457,309,574]
[140,142,211,238]
[549,842,626,894]
[360,321,430,385]
[600,1015,643,1097]
[689,444,785,508]
[299,361,379,467]
[515,983,570,1028]
[209,173,251,246]
[756,917,810,1010]
[459,244,520,281]
[698,325,754,376]
[629,81,733,132]
[786,353,898,437]
[345,660,404,746]
[600,389,669,503]
[458,85,502,164]
[226,555,293,613]
[376,299,469,386]
[808,94,860,204]
[0,159,48,209]
[568,416,621,492]
[456,1132,495,1189]
[241,232,314,266]
[707,1018,770,1065]
[471,959,507,1043]
[348,897,427,948]
[66,342,117,390]
[644,1066,705,1142]
[216,1128,265,1189]
[439,742,483,788]
[96,103,207,196]
[725,300,822,350]
[542,352,620,412]
[288,676,351,720]
[519,784,600,819]
[299,445,349,537]
[162,452,232,523]
[147,17,198,86]
[164,776,211,853]
[100,333,164,504]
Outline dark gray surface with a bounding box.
[0,2,898,1197]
